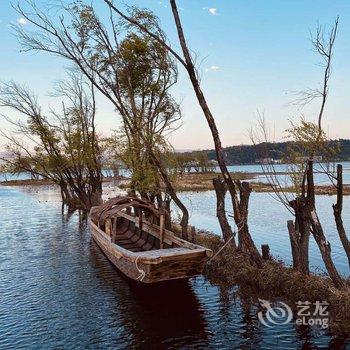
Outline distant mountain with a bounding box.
[174,149,198,153]
[202,139,350,165]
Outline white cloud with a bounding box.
[205,65,220,72]
[17,17,27,25]
[202,7,218,15]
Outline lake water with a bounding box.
[1,185,350,349]
[178,191,350,276]
[2,161,349,185]
[226,162,350,187]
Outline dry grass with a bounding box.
[173,172,255,191]
[195,230,350,335]
[2,172,348,195]
[0,176,126,187]
[0,178,54,186]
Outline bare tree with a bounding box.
[251,18,346,289]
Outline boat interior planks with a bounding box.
[89,196,212,283]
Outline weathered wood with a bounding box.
[287,220,302,271]
[261,244,270,260]
[159,212,165,249]
[105,219,112,236]
[188,226,196,243]
[115,210,209,252]
[333,164,350,268]
[88,199,212,283]
[213,177,236,248]
[309,208,346,290]
[288,198,311,275]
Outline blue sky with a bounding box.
[0,0,349,150]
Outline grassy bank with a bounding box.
[0,176,126,187]
[172,172,350,194]
[194,231,350,334]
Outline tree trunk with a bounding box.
[148,150,189,239]
[333,164,350,268]
[288,197,311,275]
[90,178,103,208]
[212,177,236,248]
[155,194,172,229]
[261,244,270,260]
[170,0,261,266]
[309,208,346,290]
[59,181,74,206]
[165,185,189,239]
[236,181,263,267]
[307,161,345,289]
[287,219,310,274]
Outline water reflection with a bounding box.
[89,243,209,348]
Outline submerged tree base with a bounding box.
[194,230,350,335]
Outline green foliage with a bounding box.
[205,139,350,165]
[105,130,177,197]
[283,118,339,192]
[96,10,181,198]
[284,119,337,160]
[0,76,103,209]
[173,151,215,174]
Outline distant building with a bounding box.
[255,158,283,165]
[296,156,323,163]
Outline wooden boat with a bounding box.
[89,197,212,283]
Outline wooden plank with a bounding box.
[159,213,165,249]
[89,218,210,283]
[89,219,162,264]
[115,211,212,256]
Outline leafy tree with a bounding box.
[14,2,189,235]
[0,74,103,211]
[284,118,339,194]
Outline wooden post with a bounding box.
[159,210,165,249]
[111,217,117,243]
[333,164,350,268]
[105,219,112,237]
[188,226,196,243]
[138,210,143,232]
[261,244,270,260]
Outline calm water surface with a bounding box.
[178,191,350,276]
[1,186,350,349]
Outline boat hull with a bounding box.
[89,219,209,283]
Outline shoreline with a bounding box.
[2,173,349,196]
